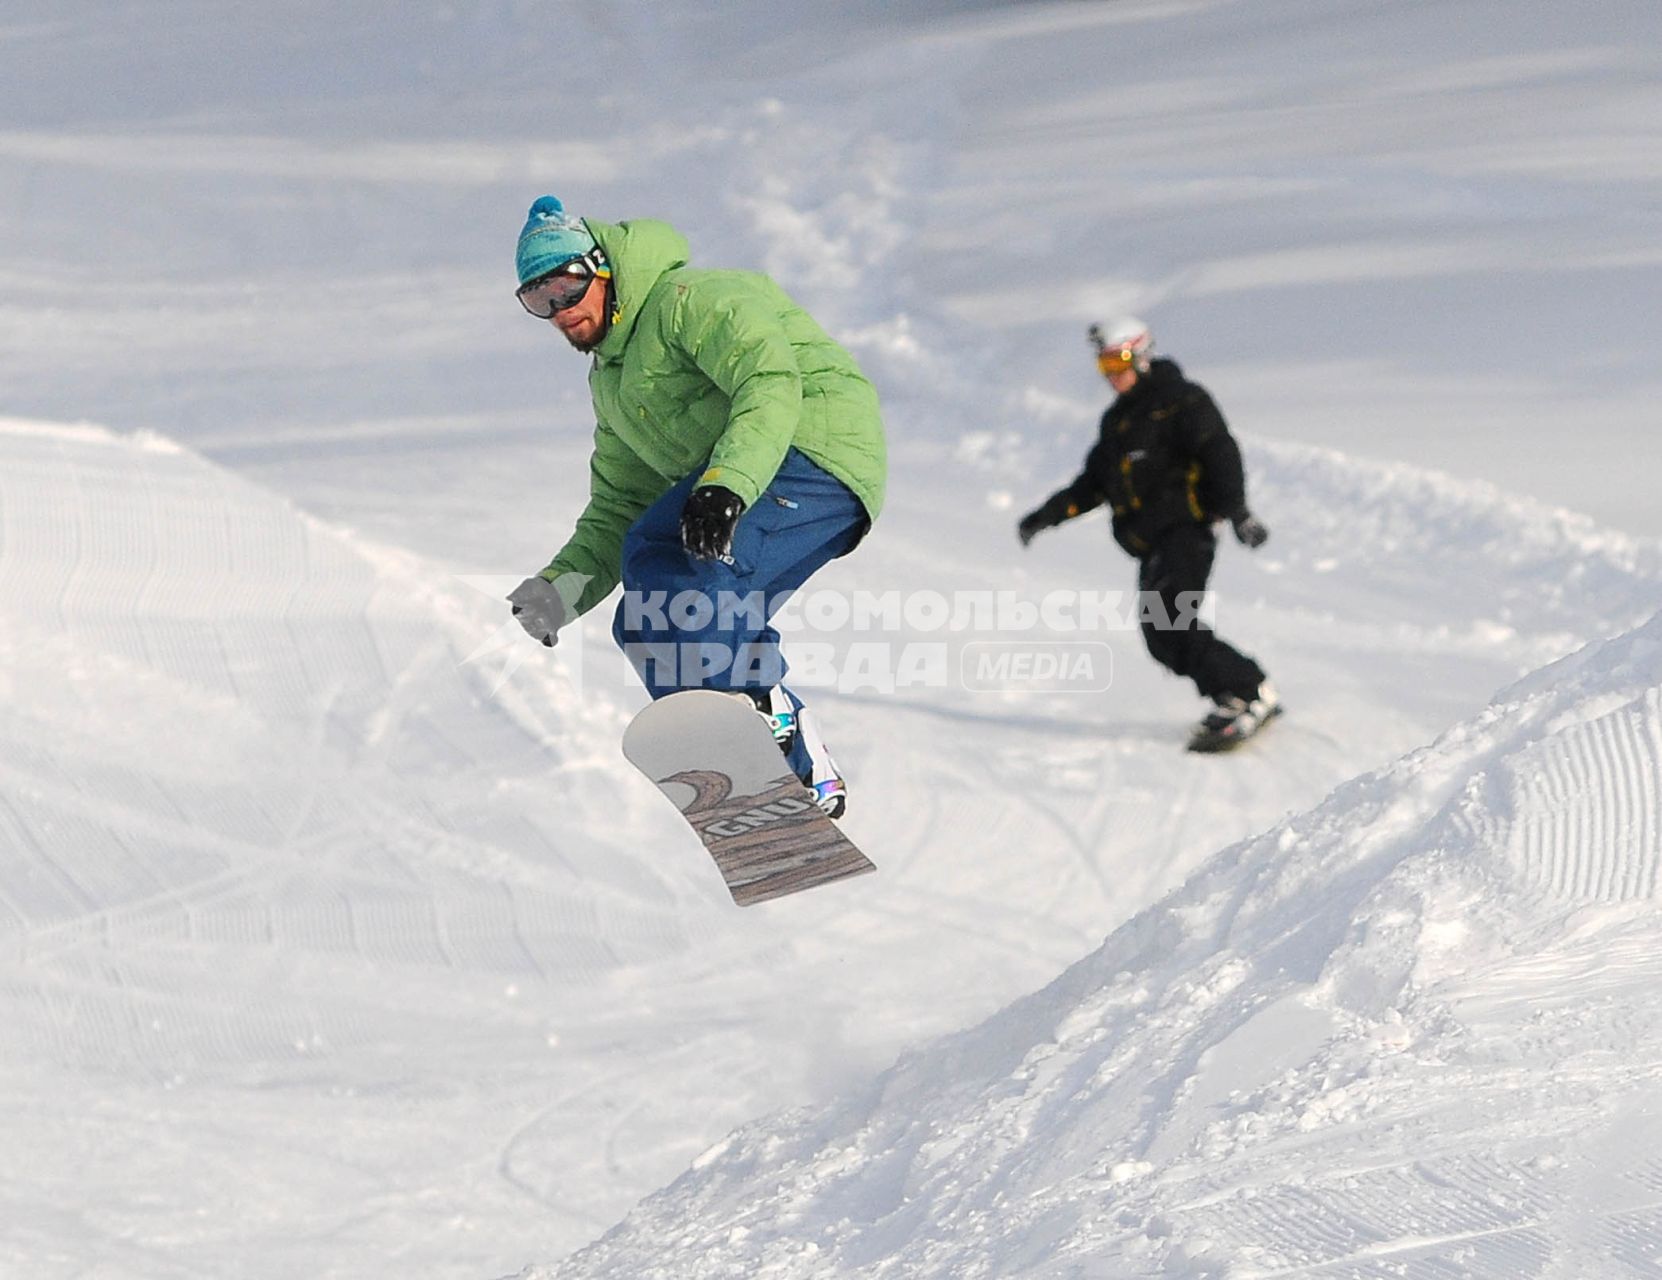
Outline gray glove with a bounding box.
[1232,512,1269,549]
[507,575,573,647]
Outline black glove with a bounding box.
[1017,509,1051,547]
[1231,511,1269,549]
[507,575,573,647]
[1018,493,1077,547]
[681,485,746,561]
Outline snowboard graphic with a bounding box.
[622,689,875,906]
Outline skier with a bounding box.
[1016,318,1279,750]
[505,196,886,814]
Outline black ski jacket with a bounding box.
[1037,358,1248,558]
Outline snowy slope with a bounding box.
[544,611,1662,1279]
[4,0,1660,543]
[0,417,699,1275]
[3,1,1662,1278]
[1,412,1658,1279]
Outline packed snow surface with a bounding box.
[2,1,1660,1278]
[553,609,1662,1278]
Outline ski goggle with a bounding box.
[516,247,611,318]
[1097,345,1143,376]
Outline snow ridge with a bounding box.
[0,418,687,1068]
[550,611,1662,1278]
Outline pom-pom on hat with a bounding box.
[516,195,599,286]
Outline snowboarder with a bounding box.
[505,196,886,814]
[1017,318,1278,749]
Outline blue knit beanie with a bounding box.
[515,196,599,286]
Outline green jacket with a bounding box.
[541,217,887,616]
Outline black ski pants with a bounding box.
[1135,524,1265,702]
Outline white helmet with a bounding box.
[1089,316,1154,376]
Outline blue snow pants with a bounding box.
[612,449,867,724]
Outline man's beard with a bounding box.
[563,303,613,353]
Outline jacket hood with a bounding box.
[584,217,690,362]
[1119,356,1184,400]
[1143,356,1185,386]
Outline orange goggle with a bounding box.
[1097,346,1142,376]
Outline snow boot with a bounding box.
[1189,680,1282,753]
[734,687,848,818]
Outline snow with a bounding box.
[554,614,1662,1278]
[2,2,1661,1278]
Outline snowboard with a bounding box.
[621,689,875,906]
[1187,702,1283,754]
